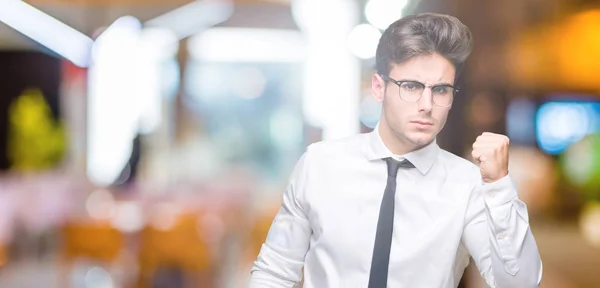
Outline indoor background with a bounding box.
[0,0,599,287]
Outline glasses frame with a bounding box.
[380,74,459,107]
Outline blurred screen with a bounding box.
[535,96,600,155]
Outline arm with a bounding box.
[462,172,543,288]
[249,149,313,288]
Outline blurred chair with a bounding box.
[59,220,125,287]
[231,204,306,288]
[0,243,6,268]
[229,204,279,287]
[248,204,279,259]
[136,212,213,288]
[61,221,124,262]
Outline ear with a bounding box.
[371,73,385,103]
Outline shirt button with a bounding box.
[498,233,506,239]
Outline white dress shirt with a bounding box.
[250,127,543,288]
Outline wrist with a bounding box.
[483,170,508,183]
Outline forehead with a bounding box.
[389,53,456,84]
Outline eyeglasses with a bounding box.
[380,74,459,107]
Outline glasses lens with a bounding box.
[432,85,455,106]
[399,81,424,102]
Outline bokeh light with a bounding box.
[536,101,600,155]
[364,0,409,30]
[348,24,382,59]
[580,201,600,248]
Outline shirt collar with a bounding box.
[365,122,438,175]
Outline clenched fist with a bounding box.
[471,132,510,183]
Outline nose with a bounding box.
[417,88,433,113]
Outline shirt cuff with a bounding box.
[481,174,517,208]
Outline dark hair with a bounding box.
[375,13,474,77]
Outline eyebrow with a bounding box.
[397,79,456,87]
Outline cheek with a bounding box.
[434,109,450,126]
[384,99,407,120]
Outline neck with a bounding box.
[377,119,419,156]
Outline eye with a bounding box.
[433,86,452,95]
[401,82,421,91]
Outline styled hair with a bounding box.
[375,13,474,77]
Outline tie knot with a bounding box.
[383,157,414,177]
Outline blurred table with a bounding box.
[533,220,600,288]
[465,218,600,288]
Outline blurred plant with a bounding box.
[7,88,66,171]
[560,133,600,201]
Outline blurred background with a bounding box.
[0,0,599,287]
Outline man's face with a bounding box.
[372,53,455,150]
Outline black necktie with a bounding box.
[368,157,414,288]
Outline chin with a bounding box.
[405,132,435,147]
[409,138,433,148]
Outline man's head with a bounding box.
[372,13,473,154]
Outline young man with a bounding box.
[249,13,542,288]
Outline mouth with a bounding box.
[410,120,433,126]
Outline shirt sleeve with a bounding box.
[462,169,543,288]
[249,148,313,287]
